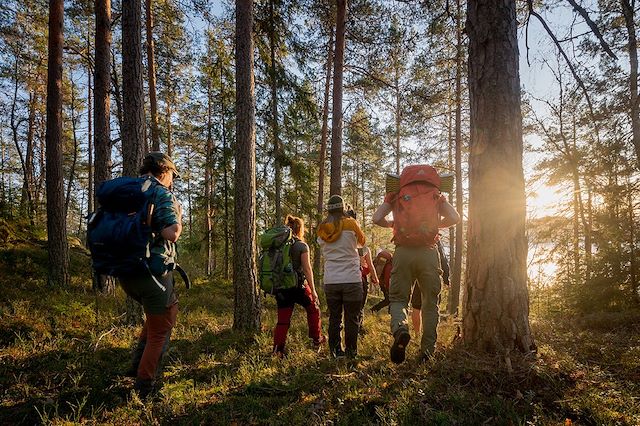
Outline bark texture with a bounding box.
[329,0,346,196]
[234,0,261,331]
[146,0,160,151]
[463,0,534,354]
[122,0,146,177]
[45,0,70,287]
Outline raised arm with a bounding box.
[438,198,460,229]
[373,202,393,228]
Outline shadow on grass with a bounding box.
[0,345,133,425]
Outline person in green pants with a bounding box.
[373,166,460,364]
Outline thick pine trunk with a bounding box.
[221,64,230,281]
[329,0,347,196]
[205,72,214,276]
[234,0,260,331]
[145,0,160,151]
[93,0,116,295]
[121,0,146,177]
[45,0,70,287]
[463,0,534,355]
[122,0,145,323]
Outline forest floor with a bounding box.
[1,227,639,425]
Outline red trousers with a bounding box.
[273,285,321,351]
[137,303,178,381]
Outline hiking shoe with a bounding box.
[134,378,156,400]
[390,329,411,364]
[313,335,327,352]
[332,347,346,359]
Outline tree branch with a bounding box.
[565,0,618,60]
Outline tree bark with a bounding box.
[269,0,283,224]
[463,0,534,354]
[621,0,640,170]
[205,62,214,276]
[66,75,80,218]
[329,0,347,196]
[451,0,464,316]
[122,0,145,323]
[121,0,146,177]
[221,61,230,280]
[93,0,116,294]
[145,0,160,151]
[234,0,260,331]
[45,0,70,287]
[87,35,94,216]
[314,28,333,275]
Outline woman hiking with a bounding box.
[272,215,325,357]
[317,195,366,359]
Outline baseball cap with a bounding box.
[145,152,180,178]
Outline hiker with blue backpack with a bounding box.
[264,215,326,358]
[88,152,184,398]
[317,195,366,359]
[373,165,459,364]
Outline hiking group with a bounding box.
[88,153,459,398]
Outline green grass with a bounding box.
[1,241,639,424]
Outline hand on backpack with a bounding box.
[312,291,320,307]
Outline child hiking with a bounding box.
[317,195,366,359]
[270,215,325,357]
[373,165,460,364]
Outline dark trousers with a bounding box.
[371,285,390,312]
[324,282,362,355]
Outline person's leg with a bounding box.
[371,285,390,312]
[298,285,323,344]
[324,284,344,356]
[359,278,369,334]
[126,322,147,377]
[416,247,442,358]
[389,246,415,363]
[273,290,296,354]
[411,282,422,335]
[343,282,363,357]
[134,271,178,397]
[136,302,178,395]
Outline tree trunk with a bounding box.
[111,53,124,136]
[122,0,145,323]
[145,0,160,151]
[66,75,80,218]
[45,0,70,287]
[451,0,464,317]
[329,0,347,196]
[122,0,146,177]
[87,35,94,216]
[314,28,333,276]
[93,0,116,294]
[621,0,640,170]
[205,64,214,276]
[22,93,36,220]
[221,61,230,280]
[269,0,282,224]
[234,0,260,331]
[463,0,534,355]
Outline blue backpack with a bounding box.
[87,177,158,277]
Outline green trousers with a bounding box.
[389,245,441,355]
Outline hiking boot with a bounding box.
[313,335,327,352]
[346,349,358,360]
[390,329,411,364]
[332,347,346,359]
[272,346,287,359]
[416,351,434,364]
[134,378,156,400]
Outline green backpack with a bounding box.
[258,226,299,294]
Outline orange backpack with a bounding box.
[391,165,443,247]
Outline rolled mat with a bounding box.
[385,172,455,193]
